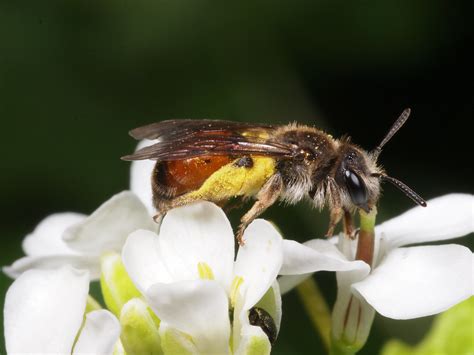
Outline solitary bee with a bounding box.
[122,108,426,244]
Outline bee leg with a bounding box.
[326,207,343,237]
[153,213,164,224]
[152,199,173,224]
[152,195,206,222]
[223,198,246,213]
[236,174,283,246]
[343,209,356,239]
[325,177,343,237]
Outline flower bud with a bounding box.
[100,252,141,316]
[120,298,163,355]
[331,275,375,353]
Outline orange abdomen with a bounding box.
[159,156,232,196]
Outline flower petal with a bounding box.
[73,310,120,354]
[22,213,85,256]
[3,254,100,280]
[158,202,234,290]
[63,191,156,254]
[331,291,375,352]
[352,244,474,319]
[122,229,173,294]
[234,219,283,311]
[280,238,369,275]
[376,194,474,249]
[331,264,374,347]
[278,274,312,294]
[147,280,230,354]
[4,266,89,353]
[130,139,157,215]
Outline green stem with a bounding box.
[296,276,332,351]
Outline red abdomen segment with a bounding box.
[159,156,233,196]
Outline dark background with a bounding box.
[1,0,472,353]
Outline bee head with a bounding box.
[334,108,427,212]
[334,144,381,212]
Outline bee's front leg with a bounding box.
[325,177,343,237]
[236,174,283,246]
[326,207,343,237]
[343,209,358,239]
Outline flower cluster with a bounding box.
[4,193,287,353]
[3,143,473,354]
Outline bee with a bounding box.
[122,108,426,244]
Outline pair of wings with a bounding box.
[121,119,294,161]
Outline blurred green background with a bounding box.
[1,0,472,353]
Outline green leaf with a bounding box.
[382,296,474,355]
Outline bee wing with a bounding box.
[122,130,292,161]
[128,119,274,141]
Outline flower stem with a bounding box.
[296,276,332,351]
[355,207,377,267]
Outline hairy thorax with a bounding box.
[272,124,338,204]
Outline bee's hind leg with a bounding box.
[236,174,283,246]
[152,193,207,223]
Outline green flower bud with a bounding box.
[100,252,141,317]
[120,298,163,355]
[160,325,198,355]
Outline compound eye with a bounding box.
[344,169,368,207]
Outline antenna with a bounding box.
[372,108,411,160]
[372,173,427,207]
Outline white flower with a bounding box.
[3,191,156,280]
[122,201,284,354]
[279,193,474,348]
[4,266,121,354]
